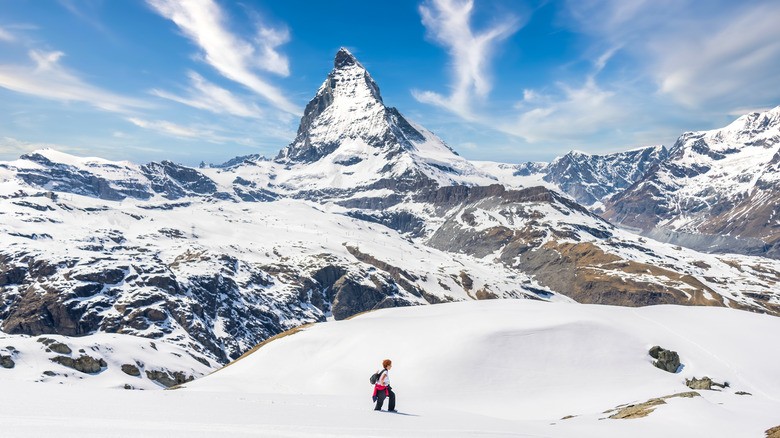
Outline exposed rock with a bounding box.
[0,355,14,369]
[50,355,107,374]
[0,266,26,286]
[766,425,780,438]
[330,275,389,320]
[608,392,700,419]
[650,346,680,373]
[48,342,72,354]
[475,288,499,300]
[686,376,712,390]
[72,268,126,285]
[43,370,56,376]
[145,369,194,388]
[685,376,728,390]
[121,364,141,377]
[736,391,752,396]
[542,146,669,207]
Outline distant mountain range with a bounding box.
[1,49,778,386]
[603,107,780,258]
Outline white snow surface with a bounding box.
[1,300,778,437]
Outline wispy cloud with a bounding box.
[413,0,520,120]
[151,71,263,118]
[57,0,116,40]
[126,117,210,138]
[0,49,150,112]
[126,117,257,147]
[0,26,15,42]
[650,3,780,109]
[562,0,780,110]
[505,78,625,143]
[146,0,299,115]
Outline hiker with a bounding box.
[372,359,396,412]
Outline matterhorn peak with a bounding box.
[334,47,361,69]
[274,48,492,190]
[276,48,389,163]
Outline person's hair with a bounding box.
[382,359,392,369]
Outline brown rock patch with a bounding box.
[608,392,700,419]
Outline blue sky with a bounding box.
[1,0,779,166]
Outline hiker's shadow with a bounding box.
[385,411,419,417]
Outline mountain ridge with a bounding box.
[603,105,780,258]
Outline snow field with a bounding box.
[180,300,779,437]
[1,298,778,437]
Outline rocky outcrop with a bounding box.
[649,346,681,373]
[50,355,107,374]
[685,376,728,390]
[607,392,700,419]
[121,364,141,376]
[48,342,72,354]
[0,355,14,368]
[38,338,74,354]
[145,369,194,388]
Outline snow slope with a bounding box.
[1,300,777,437]
[0,333,214,389]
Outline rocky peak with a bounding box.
[670,105,780,157]
[729,105,780,134]
[276,48,388,163]
[272,48,480,189]
[334,47,360,69]
[269,49,492,191]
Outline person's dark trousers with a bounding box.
[374,386,396,411]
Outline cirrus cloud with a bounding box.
[413,0,520,120]
[146,0,299,115]
[0,49,150,113]
[151,71,263,118]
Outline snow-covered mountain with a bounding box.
[1,49,779,381]
[603,106,780,258]
[473,145,668,209]
[274,48,496,193]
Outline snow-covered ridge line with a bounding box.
[604,104,780,259]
